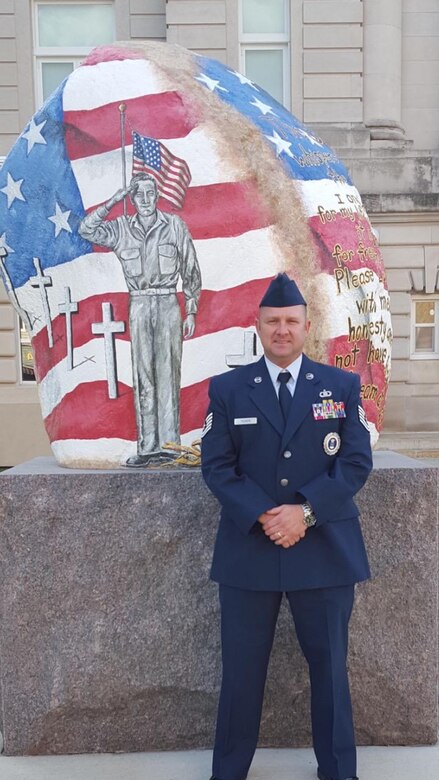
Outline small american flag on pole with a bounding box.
[132,131,191,209]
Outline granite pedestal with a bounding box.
[0,453,437,755]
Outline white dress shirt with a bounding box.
[264,353,303,400]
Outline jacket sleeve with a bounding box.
[298,372,373,526]
[175,216,201,316]
[78,207,119,249]
[201,376,277,535]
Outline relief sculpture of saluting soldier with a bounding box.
[79,169,202,466]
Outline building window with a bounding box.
[239,0,290,107]
[411,298,439,359]
[33,1,116,106]
[19,319,36,383]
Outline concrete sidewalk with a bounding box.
[0,745,438,780]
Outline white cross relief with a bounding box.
[0,249,33,335]
[58,286,78,371]
[91,302,125,399]
[226,331,260,368]
[30,257,53,347]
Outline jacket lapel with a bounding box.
[281,355,321,448]
[247,357,284,437]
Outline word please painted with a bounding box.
[334,267,374,294]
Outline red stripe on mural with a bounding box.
[180,377,210,436]
[309,214,385,279]
[33,293,130,383]
[44,381,137,442]
[326,334,388,431]
[193,278,270,336]
[64,92,198,160]
[86,180,272,243]
[43,376,211,442]
[82,46,147,67]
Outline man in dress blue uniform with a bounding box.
[201,273,372,780]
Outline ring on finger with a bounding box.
[276,531,282,539]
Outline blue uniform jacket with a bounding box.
[201,354,372,591]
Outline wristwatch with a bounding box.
[301,501,317,528]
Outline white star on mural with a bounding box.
[0,232,14,255]
[22,118,47,155]
[296,127,325,147]
[48,203,72,237]
[228,70,259,89]
[250,97,276,116]
[1,173,26,209]
[195,73,228,92]
[264,130,294,158]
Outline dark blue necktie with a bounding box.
[278,371,292,422]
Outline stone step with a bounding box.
[376,432,439,457]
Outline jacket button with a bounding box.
[283,450,292,459]
[280,478,289,487]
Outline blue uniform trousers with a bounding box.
[213,584,356,780]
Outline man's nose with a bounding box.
[276,321,289,334]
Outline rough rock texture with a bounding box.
[0,453,437,756]
[0,42,390,468]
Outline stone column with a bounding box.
[363,0,405,140]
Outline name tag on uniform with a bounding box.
[234,417,258,425]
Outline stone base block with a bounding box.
[0,453,437,755]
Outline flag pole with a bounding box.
[119,103,127,217]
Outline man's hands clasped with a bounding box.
[258,504,307,549]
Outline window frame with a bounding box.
[17,316,37,385]
[410,296,439,360]
[34,57,82,106]
[240,44,291,107]
[240,0,290,41]
[33,0,116,107]
[239,0,291,109]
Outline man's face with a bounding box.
[132,180,158,217]
[256,305,310,368]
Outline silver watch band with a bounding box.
[302,501,317,527]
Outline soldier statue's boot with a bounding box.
[125,451,181,467]
[125,453,155,467]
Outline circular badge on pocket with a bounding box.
[323,432,341,456]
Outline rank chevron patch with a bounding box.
[358,405,369,431]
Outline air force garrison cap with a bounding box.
[259,273,307,307]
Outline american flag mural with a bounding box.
[132,131,191,209]
[0,44,391,467]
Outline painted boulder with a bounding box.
[0,42,391,468]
